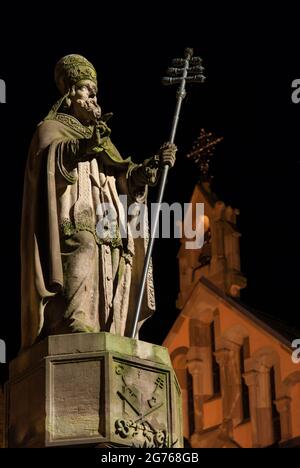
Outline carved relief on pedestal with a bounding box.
[113,361,173,448]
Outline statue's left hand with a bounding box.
[130,143,177,189]
[158,142,177,168]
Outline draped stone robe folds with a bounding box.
[21,112,155,350]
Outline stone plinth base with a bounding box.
[6,333,182,448]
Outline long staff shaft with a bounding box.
[129,50,193,339]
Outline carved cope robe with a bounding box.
[21,103,156,349]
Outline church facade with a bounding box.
[164,182,300,448]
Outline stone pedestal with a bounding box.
[5,333,182,448]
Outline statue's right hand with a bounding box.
[92,126,101,146]
[85,127,102,154]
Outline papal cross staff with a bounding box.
[129,48,206,339]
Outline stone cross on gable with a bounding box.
[186,128,223,181]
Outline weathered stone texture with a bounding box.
[6,333,182,448]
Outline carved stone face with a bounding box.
[70,79,101,124]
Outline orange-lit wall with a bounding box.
[164,282,300,448]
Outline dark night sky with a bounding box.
[0,6,299,384]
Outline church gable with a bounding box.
[164,278,300,448]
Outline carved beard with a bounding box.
[75,98,101,122]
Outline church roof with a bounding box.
[200,277,300,347]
